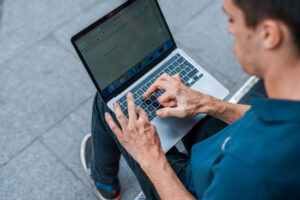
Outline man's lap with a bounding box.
[92,92,226,198]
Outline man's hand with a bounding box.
[105,92,164,166]
[143,73,216,118]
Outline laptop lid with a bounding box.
[71,0,176,103]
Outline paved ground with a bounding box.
[0,0,249,199]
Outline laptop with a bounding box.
[71,0,229,152]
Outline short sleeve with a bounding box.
[201,155,273,200]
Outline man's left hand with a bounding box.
[105,92,164,167]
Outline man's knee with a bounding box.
[93,92,110,116]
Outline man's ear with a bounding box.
[260,19,282,50]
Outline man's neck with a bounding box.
[264,56,300,101]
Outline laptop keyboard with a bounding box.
[117,53,204,121]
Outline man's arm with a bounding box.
[141,152,196,200]
[105,93,196,200]
[143,73,250,124]
[203,97,250,124]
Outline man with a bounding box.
[81,0,300,199]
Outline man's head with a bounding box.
[223,0,300,78]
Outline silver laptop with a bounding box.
[71,0,229,152]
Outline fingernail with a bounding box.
[127,92,133,97]
[156,110,161,115]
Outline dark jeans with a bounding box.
[90,92,227,199]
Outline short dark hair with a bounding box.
[233,0,300,52]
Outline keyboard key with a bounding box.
[173,61,179,67]
[150,96,156,101]
[169,65,175,70]
[175,67,181,72]
[181,70,187,76]
[148,105,154,112]
[154,92,160,98]
[137,90,144,96]
[157,104,164,109]
[136,100,142,106]
[146,99,152,105]
[193,76,200,81]
[170,71,176,76]
[191,81,196,85]
[152,101,159,108]
[121,105,125,111]
[187,68,198,78]
[119,96,126,103]
[183,76,189,82]
[184,61,189,65]
[141,103,147,109]
[146,82,151,88]
[186,83,191,87]
[177,57,184,63]
[165,68,170,73]
[139,96,145,102]
[185,66,191,72]
[133,93,139,99]
[199,73,204,78]
[142,86,147,92]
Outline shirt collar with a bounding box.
[251,95,300,123]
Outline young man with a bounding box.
[81,0,300,199]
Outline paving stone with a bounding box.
[0,0,3,25]
[121,179,142,200]
[0,38,95,166]
[53,0,126,54]
[0,0,97,66]
[173,0,249,93]
[158,0,218,33]
[41,97,140,199]
[0,141,97,200]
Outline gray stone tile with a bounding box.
[0,0,97,66]
[53,0,126,54]
[121,179,142,200]
[41,97,140,199]
[173,0,249,93]
[0,38,95,166]
[0,141,97,200]
[158,0,218,33]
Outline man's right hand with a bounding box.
[143,73,217,118]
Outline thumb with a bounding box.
[156,107,185,118]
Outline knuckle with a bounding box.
[128,122,136,130]
[111,124,118,131]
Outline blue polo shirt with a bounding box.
[185,96,300,199]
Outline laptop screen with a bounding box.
[73,0,175,99]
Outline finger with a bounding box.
[127,92,137,121]
[156,107,185,118]
[172,73,181,82]
[137,107,149,122]
[113,102,128,127]
[157,92,176,107]
[158,73,172,81]
[105,112,123,137]
[143,80,165,98]
[168,100,177,108]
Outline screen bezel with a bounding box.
[71,0,177,103]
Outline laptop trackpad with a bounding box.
[153,117,182,153]
[153,114,206,152]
